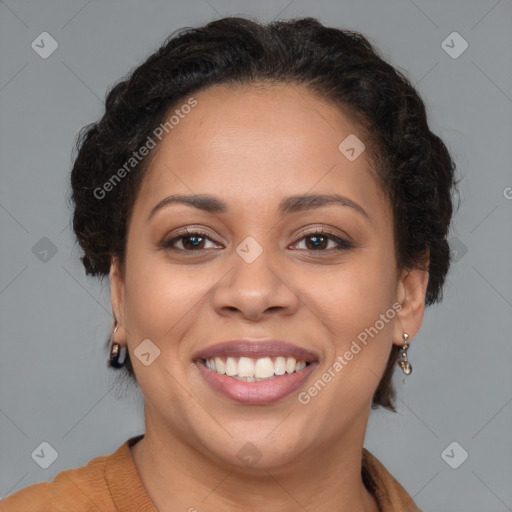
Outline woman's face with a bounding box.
[111,83,426,469]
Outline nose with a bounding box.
[212,243,300,322]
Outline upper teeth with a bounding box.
[205,356,307,379]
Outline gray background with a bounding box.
[1,1,511,510]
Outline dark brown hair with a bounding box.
[71,16,459,410]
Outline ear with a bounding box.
[391,250,430,346]
[109,257,127,345]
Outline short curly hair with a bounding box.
[70,16,459,410]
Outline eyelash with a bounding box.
[160,228,353,253]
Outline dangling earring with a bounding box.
[108,325,125,368]
[397,333,412,375]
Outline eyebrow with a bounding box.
[147,193,370,222]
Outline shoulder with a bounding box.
[362,448,422,512]
[1,447,119,512]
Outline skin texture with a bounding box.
[110,83,429,512]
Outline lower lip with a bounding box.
[196,361,318,404]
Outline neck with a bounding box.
[130,408,379,512]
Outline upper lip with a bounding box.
[193,339,319,362]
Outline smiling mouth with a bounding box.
[200,356,312,381]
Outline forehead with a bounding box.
[132,82,389,221]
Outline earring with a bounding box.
[397,333,412,375]
[108,325,125,368]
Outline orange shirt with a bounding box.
[1,435,420,511]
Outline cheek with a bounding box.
[303,283,396,419]
[122,254,201,340]
[312,247,397,327]
[308,248,398,377]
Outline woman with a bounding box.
[2,16,457,512]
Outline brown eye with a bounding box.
[180,234,206,250]
[161,230,221,251]
[292,230,353,251]
[304,234,329,250]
